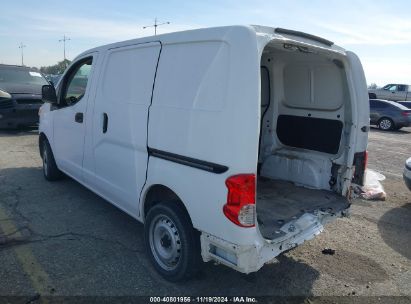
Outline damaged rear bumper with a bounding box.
[200,208,349,274]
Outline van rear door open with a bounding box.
[90,42,161,216]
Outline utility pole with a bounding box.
[59,35,71,66]
[143,17,170,36]
[18,43,26,66]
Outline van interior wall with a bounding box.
[259,44,351,191]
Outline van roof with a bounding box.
[76,25,346,59]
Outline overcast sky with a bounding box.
[1,0,410,86]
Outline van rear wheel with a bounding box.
[144,202,201,281]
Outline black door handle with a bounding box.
[103,113,108,133]
[75,112,83,123]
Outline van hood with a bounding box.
[0,82,43,95]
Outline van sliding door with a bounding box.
[89,42,161,216]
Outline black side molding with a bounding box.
[274,28,334,47]
[148,148,228,174]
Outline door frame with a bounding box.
[52,52,98,181]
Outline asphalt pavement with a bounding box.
[0,127,410,301]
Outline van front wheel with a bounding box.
[41,140,62,181]
[144,202,201,281]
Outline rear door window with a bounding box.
[397,85,406,92]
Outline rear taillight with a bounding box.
[401,111,411,116]
[223,174,256,227]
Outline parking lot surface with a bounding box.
[0,127,410,300]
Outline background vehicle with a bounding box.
[0,64,48,128]
[39,25,369,281]
[404,158,411,191]
[368,84,411,101]
[397,101,411,109]
[369,99,411,130]
[45,74,62,86]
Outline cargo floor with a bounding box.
[256,177,349,240]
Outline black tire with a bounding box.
[368,93,377,99]
[41,139,63,181]
[378,117,394,131]
[144,202,201,281]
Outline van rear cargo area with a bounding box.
[256,177,349,240]
[256,40,354,241]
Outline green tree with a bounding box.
[40,59,71,75]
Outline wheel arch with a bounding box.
[141,184,193,226]
[378,116,395,129]
[38,132,48,157]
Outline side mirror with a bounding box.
[42,85,57,104]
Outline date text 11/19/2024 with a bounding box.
[149,296,257,303]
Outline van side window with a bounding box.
[61,58,93,107]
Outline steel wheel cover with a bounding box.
[148,214,182,271]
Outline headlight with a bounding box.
[0,89,12,100]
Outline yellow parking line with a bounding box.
[0,206,51,301]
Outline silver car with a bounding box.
[369,99,411,130]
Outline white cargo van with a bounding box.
[39,25,369,281]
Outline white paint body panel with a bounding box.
[52,52,98,182]
[39,25,369,274]
[90,42,161,216]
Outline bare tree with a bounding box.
[368,83,378,89]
